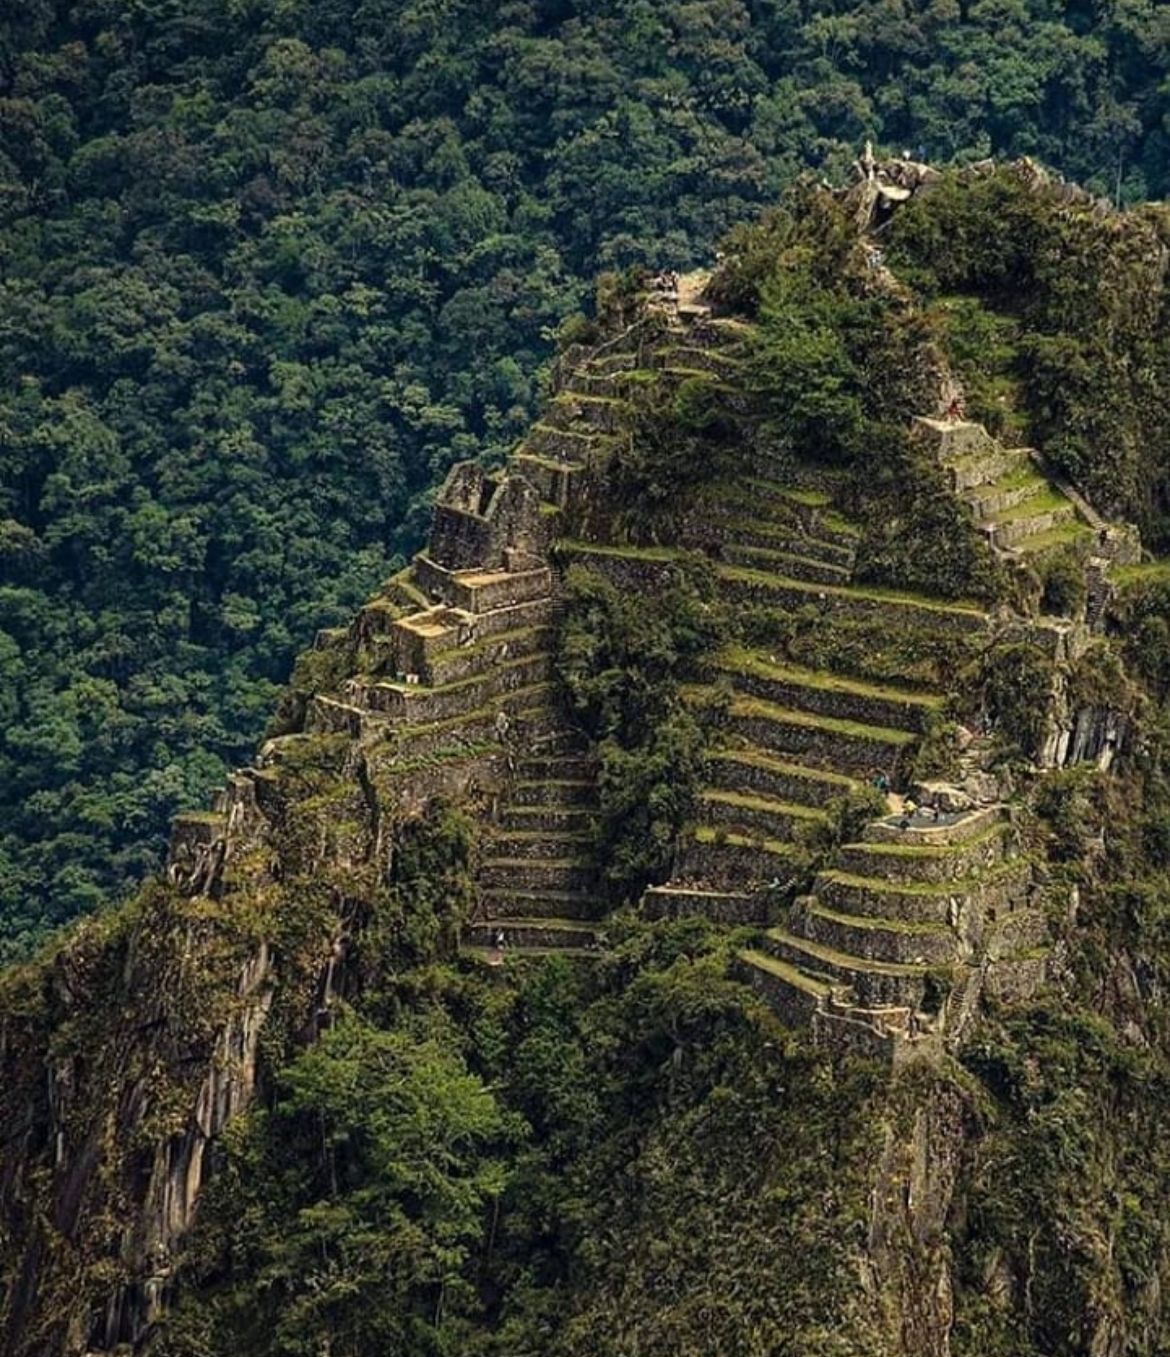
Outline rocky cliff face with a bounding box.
[1,169,1164,1357]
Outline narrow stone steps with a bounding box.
[642,883,766,924]
[498,805,596,832]
[711,649,942,733]
[511,779,598,808]
[488,829,594,862]
[706,748,859,808]
[465,917,601,950]
[479,888,603,921]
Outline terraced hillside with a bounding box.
[167,253,1143,1063]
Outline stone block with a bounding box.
[911,417,993,462]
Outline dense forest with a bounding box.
[2,0,1170,954]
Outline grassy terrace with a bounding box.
[527,421,617,445]
[988,485,1072,523]
[1014,521,1093,553]
[480,916,597,933]
[514,451,581,472]
[683,685,918,745]
[462,946,599,960]
[808,901,952,937]
[1114,560,1170,586]
[846,823,1007,858]
[481,855,593,869]
[727,544,850,574]
[389,681,554,741]
[716,563,987,618]
[708,748,859,789]
[555,539,687,561]
[714,646,944,709]
[551,390,628,407]
[767,928,929,977]
[701,789,825,820]
[739,949,832,998]
[374,650,549,699]
[691,825,799,856]
[389,569,429,610]
[379,741,501,775]
[428,625,547,667]
[820,856,1028,896]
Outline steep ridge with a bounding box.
[3,164,1165,1356]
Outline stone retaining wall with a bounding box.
[837,828,1010,883]
[643,884,769,924]
[799,904,957,966]
[725,667,933,733]
[727,710,907,778]
[706,751,853,807]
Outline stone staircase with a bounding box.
[913,417,1092,557]
[464,744,605,958]
[738,804,1040,1061]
